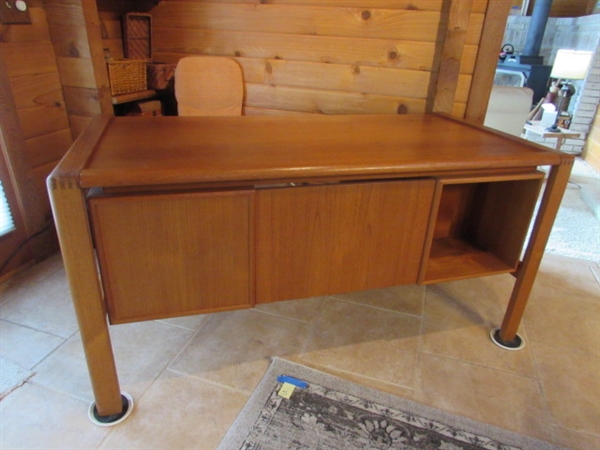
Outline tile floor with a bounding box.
[1,165,599,449]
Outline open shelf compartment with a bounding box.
[420,172,544,284]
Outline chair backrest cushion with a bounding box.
[175,56,243,116]
[484,86,534,137]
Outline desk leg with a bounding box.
[48,180,130,423]
[492,157,573,349]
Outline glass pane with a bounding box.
[494,70,527,88]
[0,180,16,237]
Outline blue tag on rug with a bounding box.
[277,375,308,389]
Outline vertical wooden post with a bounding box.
[464,0,512,124]
[432,0,473,115]
[45,0,113,139]
[498,156,574,342]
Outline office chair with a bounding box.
[174,56,243,116]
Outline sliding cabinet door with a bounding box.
[256,180,434,303]
[89,190,254,323]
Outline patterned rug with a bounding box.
[217,358,565,450]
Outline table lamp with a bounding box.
[546,49,593,132]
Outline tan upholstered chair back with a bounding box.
[174,56,243,116]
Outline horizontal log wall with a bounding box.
[45,0,114,139]
[0,0,69,275]
[150,0,488,117]
[0,2,71,198]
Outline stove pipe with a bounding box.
[523,0,553,57]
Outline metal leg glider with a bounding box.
[490,328,525,351]
[88,392,134,426]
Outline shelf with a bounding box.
[111,90,156,105]
[421,238,515,284]
[420,173,544,284]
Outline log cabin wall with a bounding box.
[96,1,160,59]
[0,0,509,278]
[0,1,71,198]
[148,0,492,118]
[0,0,69,277]
[45,0,114,138]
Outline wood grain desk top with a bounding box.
[71,114,562,189]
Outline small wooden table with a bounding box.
[48,114,573,423]
[524,121,580,151]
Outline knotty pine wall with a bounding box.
[0,0,503,277]
[0,0,70,275]
[0,1,71,204]
[0,0,154,278]
[148,0,489,118]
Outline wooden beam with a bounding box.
[432,0,474,115]
[464,0,512,125]
[81,0,113,115]
[45,0,113,121]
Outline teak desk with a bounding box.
[48,114,572,424]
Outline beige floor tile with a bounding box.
[255,295,333,323]
[298,299,421,388]
[0,253,63,306]
[157,313,209,331]
[414,352,556,444]
[422,288,538,378]
[533,253,600,305]
[533,343,600,437]
[553,426,600,450]
[430,274,516,320]
[287,355,417,401]
[0,250,597,449]
[1,357,33,399]
[525,289,600,356]
[169,309,313,393]
[34,321,194,402]
[0,267,78,338]
[0,319,65,369]
[99,370,248,450]
[0,382,109,449]
[331,284,425,316]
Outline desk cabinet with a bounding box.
[48,114,573,420]
[88,173,543,322]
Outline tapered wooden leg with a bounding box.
[47,178,124,417]
[493,156,573,349]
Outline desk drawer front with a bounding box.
[256,179,435,303]
[89,190,254,323]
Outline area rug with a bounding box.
[217,358,564,450]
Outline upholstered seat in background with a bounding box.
[174,56,244,116]
[484,86,534,137]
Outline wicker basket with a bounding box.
[107,59,147,96]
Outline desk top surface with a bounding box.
[62,114,563,189]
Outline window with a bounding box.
[0,179,15,237]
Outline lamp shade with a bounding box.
[550,49,593,80]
